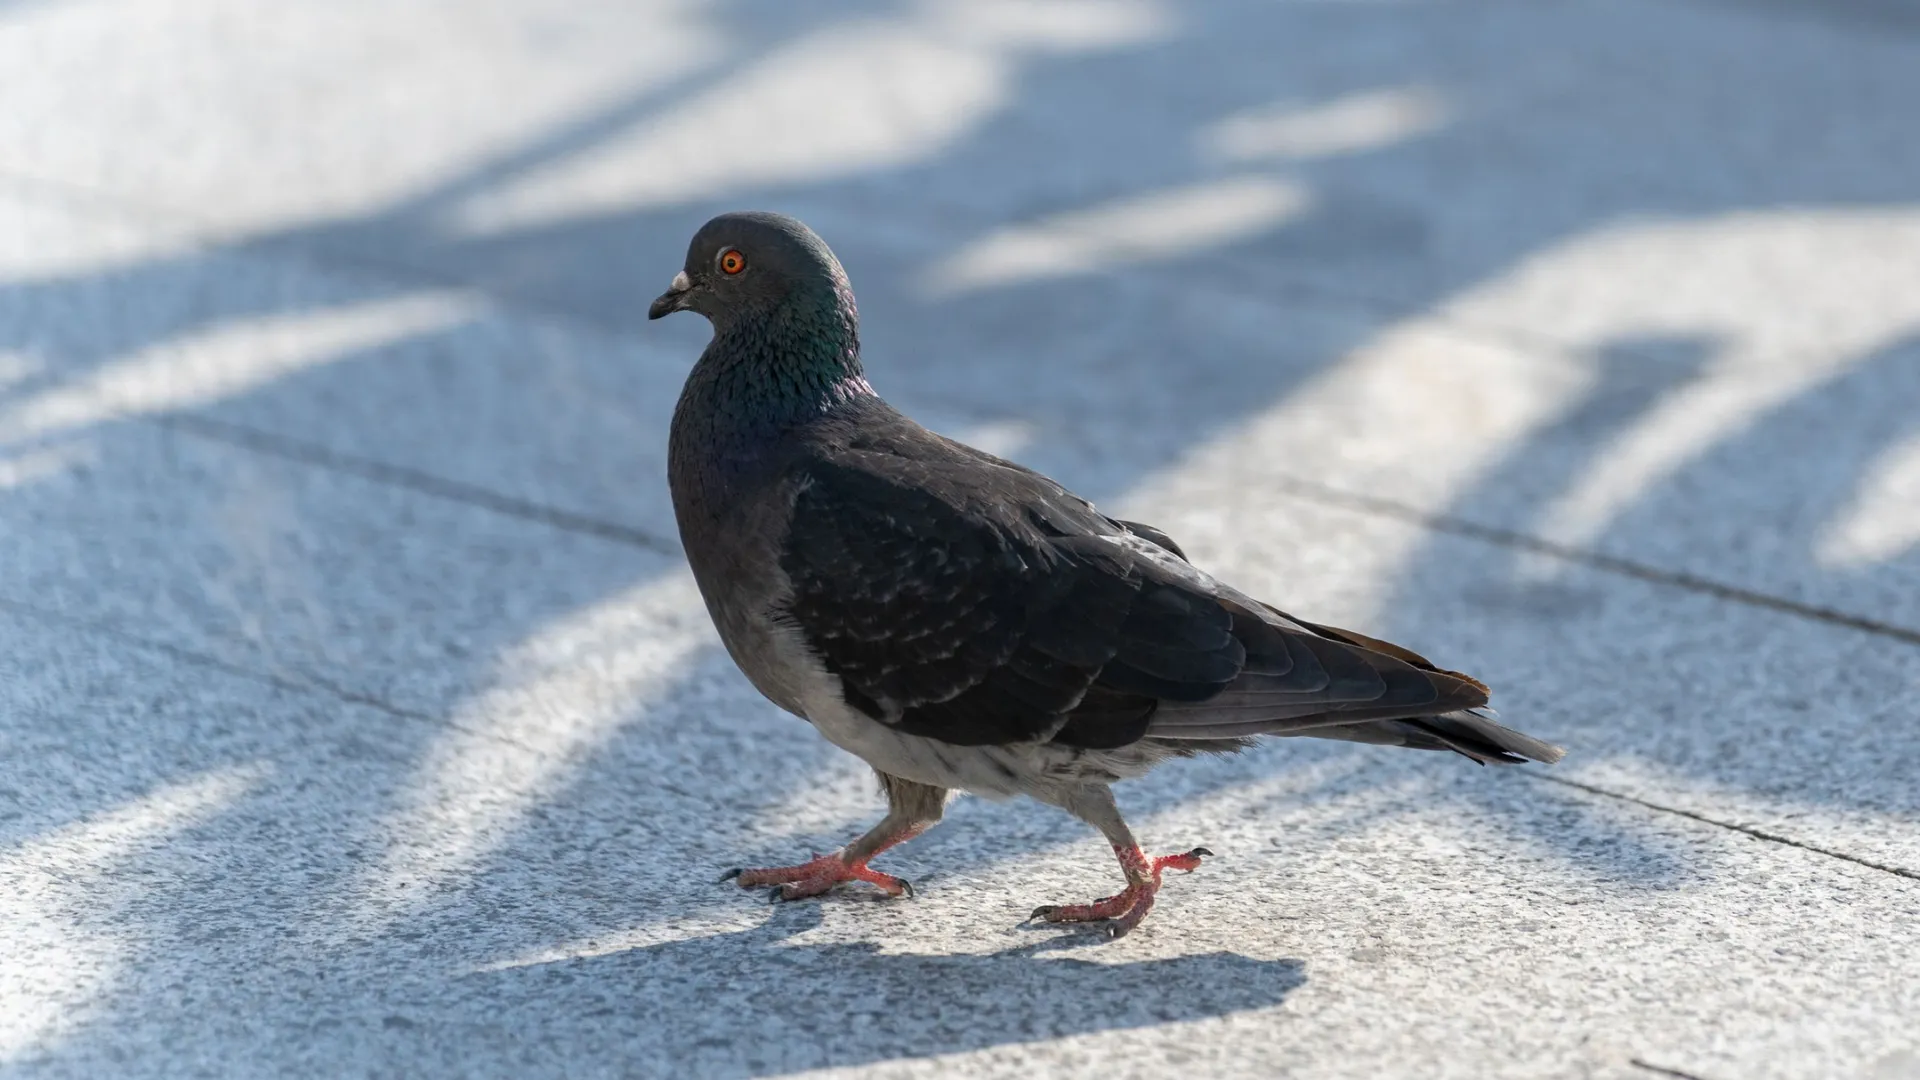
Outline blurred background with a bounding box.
[2,1,1917,1077]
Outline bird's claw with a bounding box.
[725,852,913,901]
[1025,845,1213,936]
[1157,847,1213,874]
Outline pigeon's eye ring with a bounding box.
[719,250,746,275]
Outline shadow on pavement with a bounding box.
[457,905,1306,1077]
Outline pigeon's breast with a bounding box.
[679,482,822,721]
[665,424,809,720]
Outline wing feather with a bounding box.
[775,426,1549,761]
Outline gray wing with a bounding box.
[774,426,1558,763]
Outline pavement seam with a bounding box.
[1261,472,1920,648]
[1628,1058,1716,1080]
[1526,772,1920,882]
[138,408,1920,652]
[0,596,561,762]
[152,413,681,556]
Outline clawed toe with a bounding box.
[1156,847,1213,875]
[1026,845,1213,939]
[725,852,913,901]
[1028,885,1146,927]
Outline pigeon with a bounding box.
[650,210,1564,939]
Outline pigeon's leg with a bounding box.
[727,773,947,901]
[1027,784,1210,939]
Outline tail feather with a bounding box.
[1413,707,1566,764]
[1143,601,1563,765]
[1101,516,1561,765]
[1156,708,1564,765]
[1291,617,1491,698]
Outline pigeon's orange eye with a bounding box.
[719,250,746,275]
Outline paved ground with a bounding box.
[3,1,1918,1077]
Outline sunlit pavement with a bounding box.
[2,2,1918,1077]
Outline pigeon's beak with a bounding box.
[648,270,694,320]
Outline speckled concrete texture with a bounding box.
[2,1,1918,1077]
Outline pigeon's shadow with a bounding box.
[377,904,1306,1078]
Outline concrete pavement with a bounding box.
[2,1,1917,1076]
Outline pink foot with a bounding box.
[1029,846,1212,939]
[724,852,913,901]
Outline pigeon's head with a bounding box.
[648,211,855,331]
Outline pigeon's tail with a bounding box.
[1151,705,1564,766]
[1142,603,1566,766]
[1297,708,1566,765]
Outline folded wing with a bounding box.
[777,436,1560,765]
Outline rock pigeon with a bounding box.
[650,211,1564,938]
